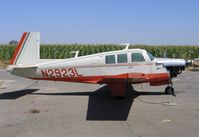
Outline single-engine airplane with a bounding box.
[7,32,186,97]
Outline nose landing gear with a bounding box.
[165,81,176,96]
[165,86,175,95]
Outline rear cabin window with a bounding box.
[117,53,127,63]
[105,55,115,64]
[131,53,145,62]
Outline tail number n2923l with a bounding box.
[41,68,82,78]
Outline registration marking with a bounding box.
[41,68,82,78]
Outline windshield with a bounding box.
[147,52,155,61]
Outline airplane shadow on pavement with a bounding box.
[31,85,167,121]
[86,85,136,121]
[0,89,39,99]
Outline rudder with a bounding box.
[10,32,40,66]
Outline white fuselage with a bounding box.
[8,48,169,85]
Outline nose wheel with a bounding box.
[165,86,174,94]
[165,86,175,96]
[165,79,176,96]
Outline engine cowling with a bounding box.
[156,58,186,78]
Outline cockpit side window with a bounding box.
[105,55,116,64]
[131,53,145,62]
[147,52,155,61]
[117,53,127,63]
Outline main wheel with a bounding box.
[165,86,175,95]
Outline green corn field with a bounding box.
[0,44,199,64]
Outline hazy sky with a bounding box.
[0,0,199,45]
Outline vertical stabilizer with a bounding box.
[10,32,40,66]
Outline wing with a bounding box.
[98,73,148,84]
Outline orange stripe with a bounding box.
[30,73,169,84]
[10,32,28,65]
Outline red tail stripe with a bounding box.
[10,32,28,65]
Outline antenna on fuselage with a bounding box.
[120,43,130,50]
[70,51,79,58]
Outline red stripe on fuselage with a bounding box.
[30,73,169,85]
[10,32,28,65]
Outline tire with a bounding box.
[165,86,174,95]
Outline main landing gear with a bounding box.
[165,81,175,96]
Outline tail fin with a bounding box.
[10,32,40,66]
